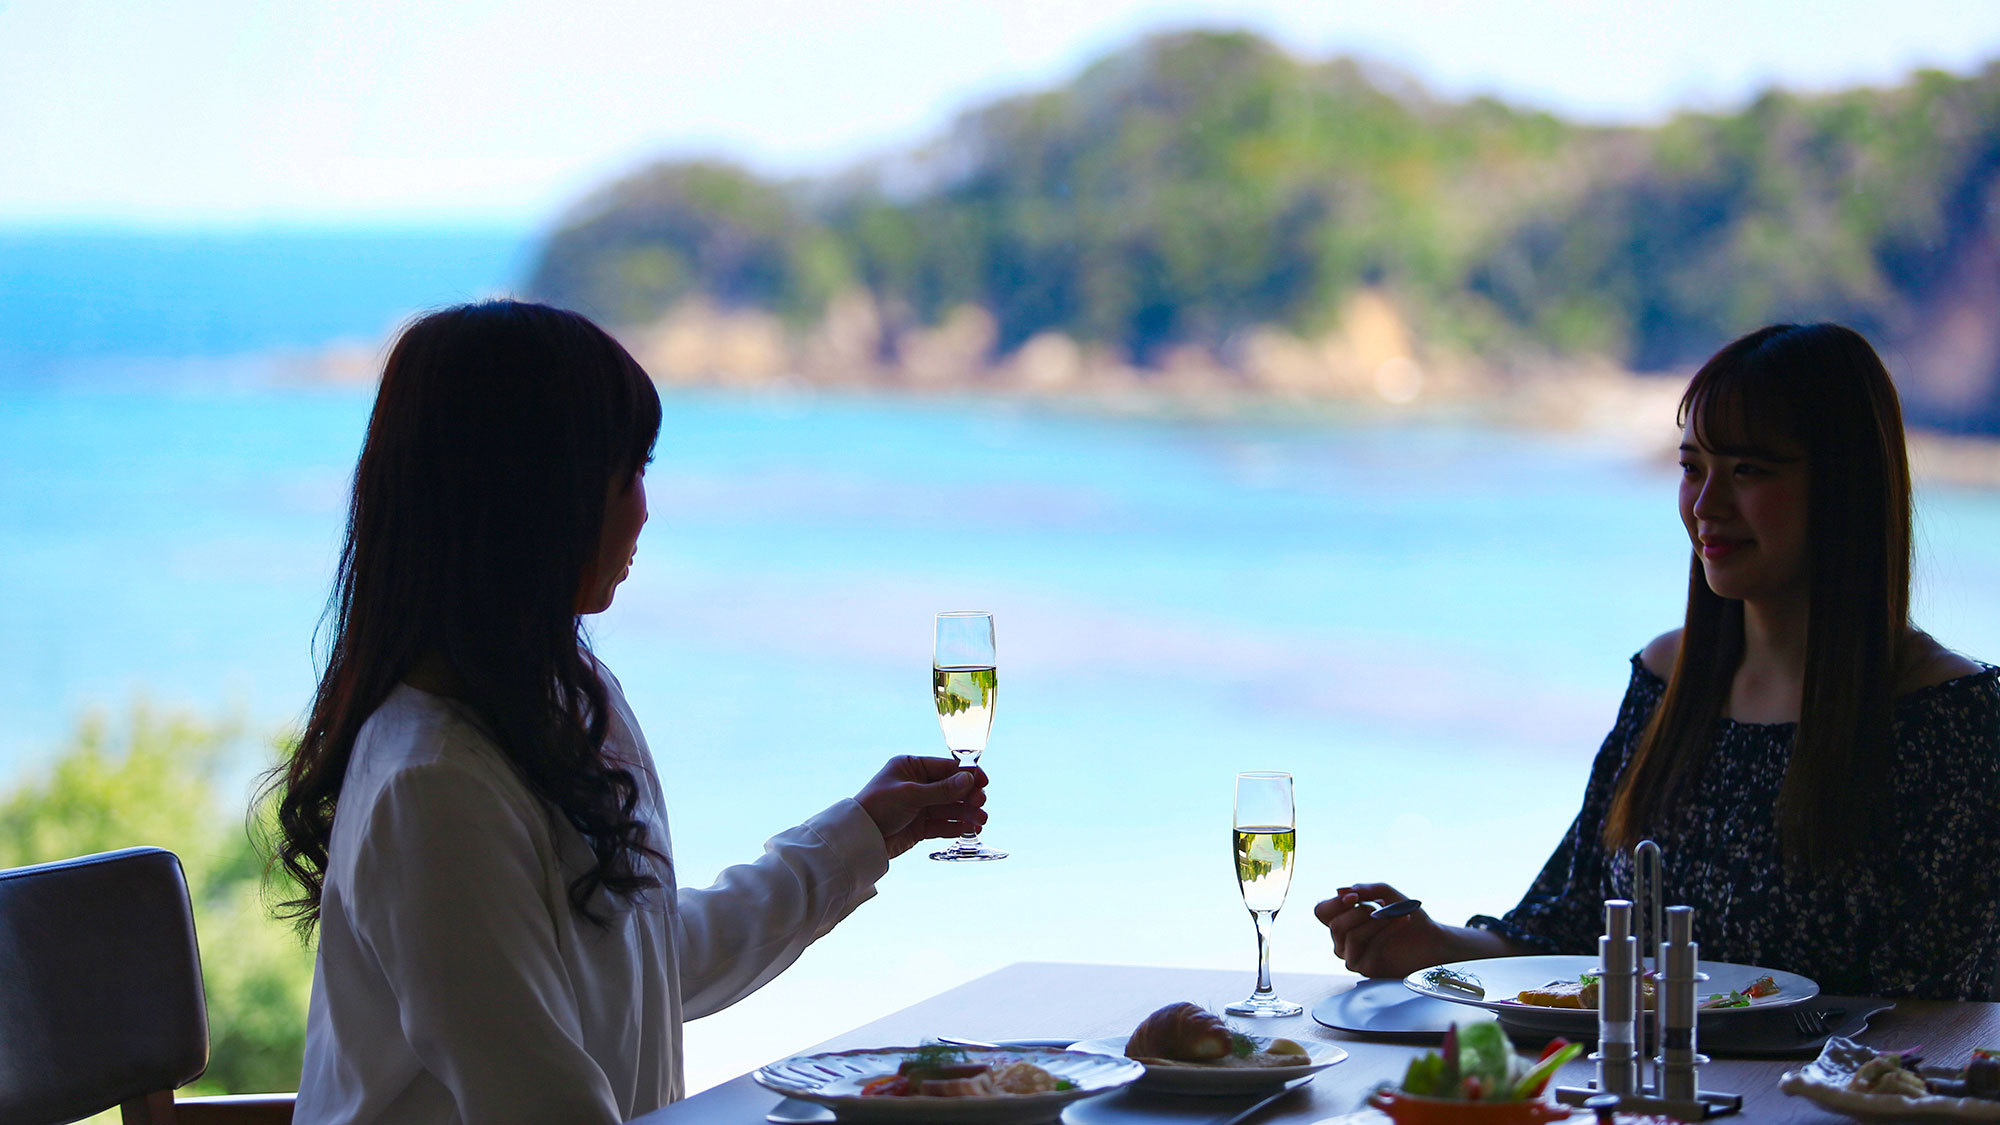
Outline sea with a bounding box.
[8,227,2000,1090]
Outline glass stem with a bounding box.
[952,754,981,846]
[1251,909,1277,996]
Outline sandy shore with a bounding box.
[274,310,2000,490]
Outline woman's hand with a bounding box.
[1315,882,1453,978]
[855,756,989,858]
[1314,882,1517,979]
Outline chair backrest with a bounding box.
[0,847,209,1125]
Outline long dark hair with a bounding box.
[1605,323,1912,872]
[269,300,665,931]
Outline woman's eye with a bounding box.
[1732,463,1769,477]
[1678,461,1698,477]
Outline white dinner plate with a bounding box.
[1403,955,1818,1035]
[1068,1034,1346,1095]
[753,1045,1143,1124]
[1780,1036,2000,1120]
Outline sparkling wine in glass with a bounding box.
[930,611,1004,861]
[1227,771,1302,1016]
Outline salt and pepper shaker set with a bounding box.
[1554,841,1743,1120]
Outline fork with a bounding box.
[1793,1008,1832,1038]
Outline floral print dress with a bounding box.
[1470,656,2000,1000]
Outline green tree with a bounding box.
[0,704,311,1097]
[527,160,851,327]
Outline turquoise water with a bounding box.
[0,227,531,366]
[11,230,2000,1086]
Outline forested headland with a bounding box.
[527,30,2000,432]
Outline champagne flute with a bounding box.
[930,611,1004,861]
[1227,771,1302,1016]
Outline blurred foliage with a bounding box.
[528,29,2000,381]
[529,161,852,327]
[0,704,309,1098]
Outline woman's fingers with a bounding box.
[895,755,988,786]
[1343,914,1412,976]
[884,806,989,854]
[1315,882,1427,976]
[858,755,992,856]
[1346,882,1410,906]
[916,803,988,833]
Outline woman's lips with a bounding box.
[1700,536,1748,560]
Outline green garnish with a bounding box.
[1422,967,1486,998]
[1401,1051,1446,1097]
[1511,1041,1586,1100]
[900,1043,970,1072]
[1230,1032,1256,1058]
[1055,1079,1076,1091]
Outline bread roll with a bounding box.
[1125,1002,1235,1061]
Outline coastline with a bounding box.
[261,296,2000,490]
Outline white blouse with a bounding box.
[293,672,890,1125]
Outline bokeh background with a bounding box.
[10,0,2000,1099]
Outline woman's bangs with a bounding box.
[1682,363,1802,461]
[612,344,661,478]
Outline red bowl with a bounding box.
[1369,1089,1572,1125]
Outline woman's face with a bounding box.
[1678,415,1811,606]
[577,467,647,615]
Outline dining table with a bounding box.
[630,961,2000,1124]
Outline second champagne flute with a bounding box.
[1227,771,1301,1016]
[930,611,1004,861]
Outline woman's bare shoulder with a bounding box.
[1638,629,1682,678]
[1899,630,1984,694]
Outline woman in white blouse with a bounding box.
[268,301,989,1125]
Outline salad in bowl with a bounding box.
[1370,1021,1583,1124]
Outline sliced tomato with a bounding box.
[859,1075,911,1097]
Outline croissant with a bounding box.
[1125,1002,1235,1061]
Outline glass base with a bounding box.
[1225,993,1303,1018]
[929,840,1007,861]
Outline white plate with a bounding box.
[1403,955,1818,1034]
[1780,1036,2000,1120]
[1068,1034,1346,1095]
[753,1045,1143,1124]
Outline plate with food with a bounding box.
[1403,956,1817,1035]
[1071,1001,1347,1095]
[753,1042,1144,1124]
[1368,1018,1584,1124]
[1779,1036,2000,1120]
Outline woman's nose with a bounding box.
[1691,475,1732,519]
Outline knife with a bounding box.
[1216,1078,1311,1125]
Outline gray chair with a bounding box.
[0,847,295,1125]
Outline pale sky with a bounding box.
[5,0,2000,228]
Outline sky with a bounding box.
[6,0,2000,228]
